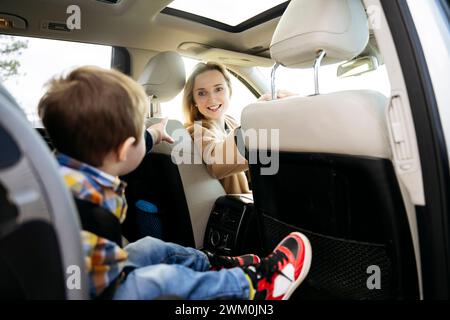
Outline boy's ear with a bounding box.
[117,137,136,162]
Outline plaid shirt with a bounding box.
[57,154,128,298]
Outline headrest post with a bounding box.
[149,95,155,118]
[271,62,281,100]
[313,50,326,95]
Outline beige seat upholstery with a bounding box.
[240,0,419,299]
[123,51,225,249]
[145,117,226,248]
[242,90,391,158]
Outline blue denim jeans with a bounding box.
[113,236,251,300]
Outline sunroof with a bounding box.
[166,0,287,27]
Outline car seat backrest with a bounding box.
[240,0,419,299]
[145,117,226,248]
[0,84,88,300]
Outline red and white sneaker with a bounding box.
[244,232,312,300]
[203,250,261,270]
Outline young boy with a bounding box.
[37,65,312,300]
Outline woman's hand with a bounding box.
[257,89,297,102]
[147,117,175,144]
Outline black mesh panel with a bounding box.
[263,214,393,300]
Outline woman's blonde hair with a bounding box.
[182,62,232,128]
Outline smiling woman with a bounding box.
[183,63,233,127]
[182,62,251,195]
[160,56,256,123]
[193,71,230,119]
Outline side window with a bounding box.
[160,57,257,123]
[0,35,112,125]
[227,71,257,123]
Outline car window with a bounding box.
[258,61,391,97]
[160,57,257,124]
[0,35,112,126]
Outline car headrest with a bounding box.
[270,0,369,68]
[138,51,186,102]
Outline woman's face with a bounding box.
[192,70,230,121]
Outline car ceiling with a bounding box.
[0,0,281,60]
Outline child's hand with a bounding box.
[257,89,297,101]
[147,118,175,144]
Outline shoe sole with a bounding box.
[282,232,312,300]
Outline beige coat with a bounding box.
[186,115,250,194]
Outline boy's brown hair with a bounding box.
[38,66,148,167]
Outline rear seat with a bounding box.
[0,83,88,299]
